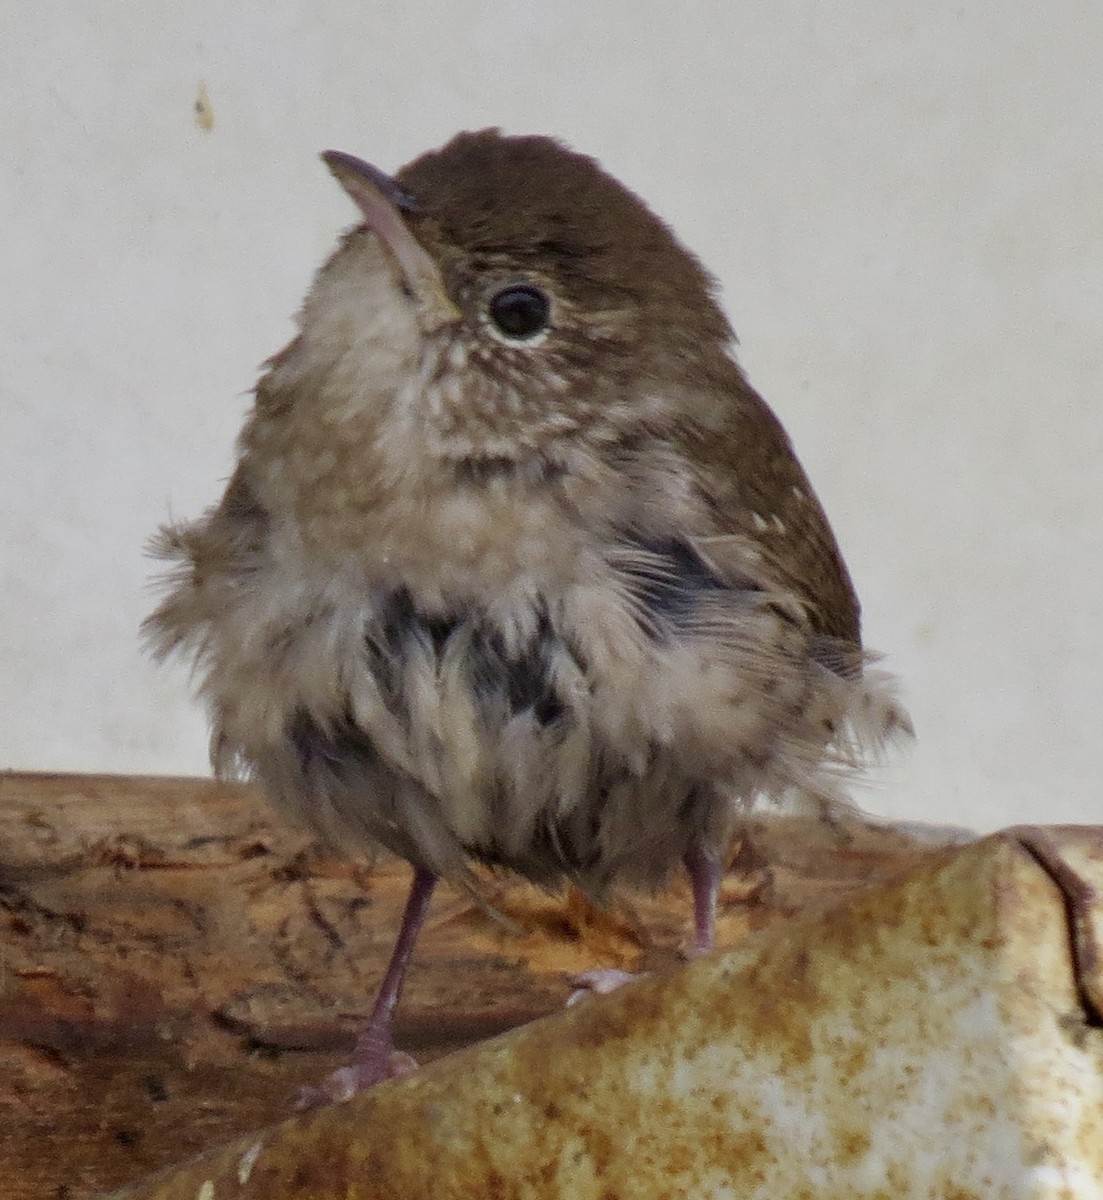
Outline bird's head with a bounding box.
[278,129,736,467]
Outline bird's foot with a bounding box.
[294,1026,417,1108]
[565,967,642,1006]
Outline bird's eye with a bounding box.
[487,285,551,341]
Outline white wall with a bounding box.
[3,2,1100,832]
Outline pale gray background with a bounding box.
[3,2,1100,832]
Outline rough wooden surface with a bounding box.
[0,772,941,1199]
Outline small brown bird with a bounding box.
[146,130,909,1100]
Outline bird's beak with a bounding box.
[322,150,461,330]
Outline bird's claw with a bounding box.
[565,967,642,1006]
[294,1048,418,1109]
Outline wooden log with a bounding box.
[0,772,938,1199]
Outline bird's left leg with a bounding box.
[683,844,721,957]
[568,846,721,1003]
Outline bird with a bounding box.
[145,128,910,1101]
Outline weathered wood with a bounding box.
[0,772,937,1199]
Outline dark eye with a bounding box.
[487,285,551,340]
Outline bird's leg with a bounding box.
[569,848,722,1004]
[297,865,437,1106]
[683,845,721,957]
[351,864,438,1070]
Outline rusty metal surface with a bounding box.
[103,828,1103,1199]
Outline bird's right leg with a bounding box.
[297,864,438,1106]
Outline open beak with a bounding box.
[322,149,460,329]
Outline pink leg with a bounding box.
[297,865,437,1106]
[569,849,722,1005]
[683,846,720,956]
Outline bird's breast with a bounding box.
[191,473,873,893]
